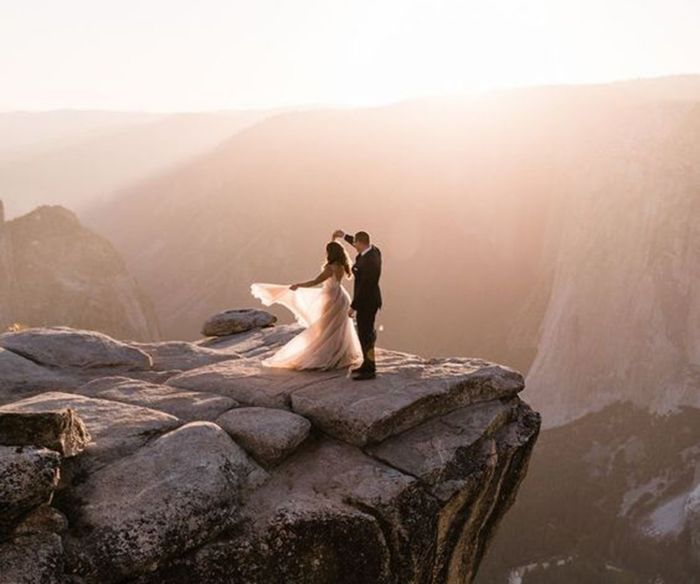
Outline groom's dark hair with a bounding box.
[355,231,370,245]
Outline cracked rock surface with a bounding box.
[0,323,540,584]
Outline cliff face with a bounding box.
[0,204,160,342]
[477,403,700,583]
[0,322,539,584]
[525,102,700,426]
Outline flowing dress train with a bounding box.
[250,275,363,370]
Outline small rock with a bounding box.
[0,445,61,535]
[0,327,152,370]
[202,309,276,337]
[216,407,311,466]
[0,409,90,457]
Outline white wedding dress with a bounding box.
[250,274,363,370]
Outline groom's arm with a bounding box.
[333,229,354,245]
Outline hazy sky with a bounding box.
[1,0,698,111]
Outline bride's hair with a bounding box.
[325,241,351,277]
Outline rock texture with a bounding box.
[63,422,266,583]
[0,409,90,457]
[0,348,67,405]
[688,486,700,570]
[202,308,277,337]
[216,406,311,466]
[76,377,238,422]
[0,327,152,370]
[131,340,238,371]
[0,204,159,341]
[0,446,61,535]
[0,323,539,584]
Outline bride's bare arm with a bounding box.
[291,265,334,290]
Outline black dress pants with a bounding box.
[356,308,378,372]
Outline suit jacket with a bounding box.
[344,235,382,312]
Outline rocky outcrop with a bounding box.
[202,309,277,337]
[0,204,160,341]
[0,322,539,583]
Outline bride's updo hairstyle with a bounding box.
[325,241,352,277]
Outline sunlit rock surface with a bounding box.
[0,323,539,584]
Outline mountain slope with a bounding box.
[0,203,160,341]
[524,100,700,426]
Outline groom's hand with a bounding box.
[348,308,355,318]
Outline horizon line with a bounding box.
[2,73,699,115]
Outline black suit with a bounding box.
[344,235,382,373]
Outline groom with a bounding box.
[333,229,382,380]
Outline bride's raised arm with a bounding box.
[290,265,334,290]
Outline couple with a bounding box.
[250,229,382,380]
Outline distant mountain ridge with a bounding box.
[0,110,274,218]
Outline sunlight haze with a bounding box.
[2,0,699,111]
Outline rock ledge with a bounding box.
[0,323,540,584]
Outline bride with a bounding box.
[250,241,363,370]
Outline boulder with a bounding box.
[202,309,276,337]
[76,377,238,422]
[0,348,67,405]
[0,392,180,473]
[0,409,90,457]
[216,407,311,466]
[0,445,61,535]
[0,533,64,584]
[63,422,267,583]
[0,327,152,370]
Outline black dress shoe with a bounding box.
[352,370,376,381]
[350,366,367,374]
